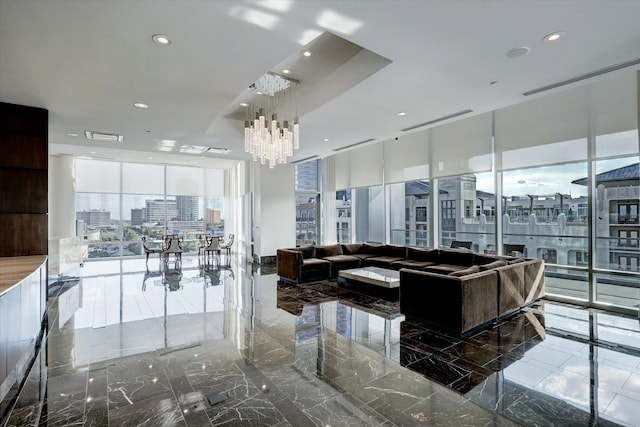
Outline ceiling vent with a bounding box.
[84,130,124,142]
[292,156,319,164]
[523,57,640,96]
[401,110,473,132]
[333,138,375,152]
[206,147,231,155]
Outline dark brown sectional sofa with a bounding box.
[276,243,545,334]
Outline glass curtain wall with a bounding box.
[438,172,495,252]
[295,160,320,246]
[389,181,431,247]
[327,70,639,314]
[76,160,225,260]
[354,185,385,244]
[336,189,352,243]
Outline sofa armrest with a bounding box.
[522,259,545,303]
[277,249,302,282]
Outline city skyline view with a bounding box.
[75,193,224,222]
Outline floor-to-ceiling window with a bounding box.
[336,189,351,243]
[438,172,495,252]
[295,159,320,246]
[323,69,639,315]
[75,160,225,260]
[388,180,430,247]
[354,185,385,243]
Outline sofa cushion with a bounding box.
[323,254,360,264]
[449,265,480,276]
[479,259,508,271]
[364,256,405,269]
[301,257,330,270]
[391,259,436,271]
[300,258,331,283]
[362,243,385,256]
[341,243,363,255]
[473,253,499,265]
[350,253,376,262]
[323,254,362,279]
[406,247,438,262]
[438,248,475,266]
[316,244,343,258]
[424,264,469,274]
[384,245,407,258]
[298,246,316,259]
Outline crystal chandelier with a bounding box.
[244,73,300,168]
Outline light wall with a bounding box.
[253,163,296,259]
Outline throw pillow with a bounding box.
[448,265,480,276]
[407,247,438,262]
[298,246,316,259]
[316,243,343,258]
[385,245,407,258]
[341,243,362,255]
[479,260,508,271]
[362,243,385,256]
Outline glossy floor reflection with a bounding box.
[4,255,640,426]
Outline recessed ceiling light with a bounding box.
[489,80,498,85]
[397,112,407,116]
[505,46,530,59]
[90,151,96,154]
[152,34,172,45]
[66,133,78,137]
[134,102,149,109]
[323,138,329,142]
[239,102,249,107]
[302,50,313,57]
[543,31,566,43]
[282,69,291,74]
[256,91,263,95]
[147,156,153,160]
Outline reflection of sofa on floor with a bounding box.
[276,243,545,334]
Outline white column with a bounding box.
[48,155,76,239]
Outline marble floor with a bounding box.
[2,255,640,426]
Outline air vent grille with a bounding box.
[401,110,473,132]
[333,138,375,152]
[85,130,124,142]
[292,156,318,164]
[206,147,231,155]
[523,57,640,96]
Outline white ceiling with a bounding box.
[2,0,640,169]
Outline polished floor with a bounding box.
[3,254,640,426]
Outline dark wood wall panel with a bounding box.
[0,102,48,257]
[0,135,48,169]
[0,103,48,137]
[0,214,48,256]
[0,169,48,213]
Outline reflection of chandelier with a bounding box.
[244,73,300,168]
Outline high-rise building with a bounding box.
[176,196,199,221]
[131,208,145,226]
[145,199,177,224]
[206,209,221,224]
[76,209,111,227]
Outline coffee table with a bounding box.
[337,266,400,299]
